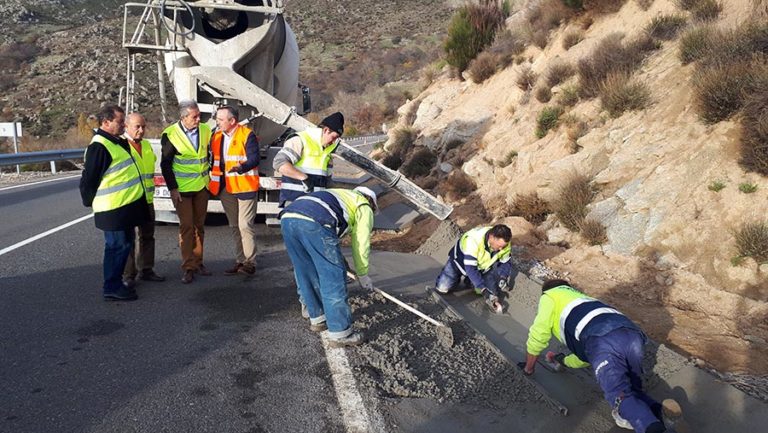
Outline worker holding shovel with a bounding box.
[434,224,514,314]
[520,279,686,433]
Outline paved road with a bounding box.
[0,176,347,433]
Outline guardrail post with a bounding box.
[50,161,57,174]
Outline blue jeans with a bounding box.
[103,229,135,294]
[280,217,353,339]
[435,259,514,296]
[585,328,661,433]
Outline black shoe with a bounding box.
[122,278,136,289]
[224,263,243,275]
[196,265,212,276]
[103,289,138,302]
[139,270,165,282]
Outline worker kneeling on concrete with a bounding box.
[521,279,683,433]
[435,224,513,313]
[279,186,378,347]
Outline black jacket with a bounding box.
[79,129,150,231]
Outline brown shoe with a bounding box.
[238,263,256,275]
[181,270,194,284]
[224,263,243,275]
[196,265,212,276]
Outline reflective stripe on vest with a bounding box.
[89,135,145,213]
[163,122,211,193]
[279,128,337,203]
[288,188,368,237]
[127,138,156,204]
[208,125,259,195]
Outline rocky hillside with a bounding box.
[381,0,768,375]
[0,0,452,153]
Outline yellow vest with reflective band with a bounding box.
[89,135,145,213]
[208,125,259,195]
[127,138,156,204]
[163,122,212,193]
[459,226,512,272]
[295,128,337,177]
[328,188,370,235]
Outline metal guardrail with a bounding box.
[0,135,388,167]
[0,149,84,167]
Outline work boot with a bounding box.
[122,277,136,290]
[310,321,328,332]
[223,263,242,275]
[104,287,138,302]
[662,399,689,432]
[328,331,364,348]
[238,263,256,275]
[611,408,633,430]
[139,270,165,282]
[196,265,212,276]
[181,270,194,284]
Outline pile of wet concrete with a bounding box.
[346,290,542,408]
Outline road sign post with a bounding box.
[0,122,23,174]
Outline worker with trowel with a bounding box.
[279,186,378,347]
[434,224,513,314]
[520,279,685,433]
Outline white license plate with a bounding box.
[154,186,171,198]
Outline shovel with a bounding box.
[372,286,455,348]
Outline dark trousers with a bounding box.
[103,229,135,294]
[174,189,208,271]
[124,206,156,278]
[585,328,662,433]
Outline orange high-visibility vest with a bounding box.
[209,125,259,195]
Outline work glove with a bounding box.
[545,351,566,372]
[498,277,510,292]
[358,274,374,291]
[301,178,314,194]
[485,294,503,314]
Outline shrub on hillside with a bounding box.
[381,153,403,170]
[555,173,595,231]
[469,51,498,83]
[559,85,581,106]
[693,59,758,123]
[645,14,688,40]
[535,105,564,138]
[636,0,654,10]
[600,73,652,117]
[512,192,551,224]
[580,218,608,245]
[678,25,716,64]
[578,32,660,98]
[401,147,437,177]
[675,0,698,9]
[562,30,584,49]
[444,1,505,75]
[734,221,768,263]
[388,127,415,157]
[740,87,768,175]
[444,171,478,201]
[517,65,538,91]
[692,0,723,21]
[535,85,553,102]
[545,61,576,87]
[489,29,527,68]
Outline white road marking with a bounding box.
[0,174,80,192]
[321,334,388,433]
[0,213,93,257]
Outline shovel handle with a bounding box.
[373,287,448,329]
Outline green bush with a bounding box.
[708,180,726,191]
[645,14,688,40]
[562,0,583,8]
[535,105,564,138]
[555,173,595,232]
[599,73,652,117]
[734,221,768,263]
[559,85,581,106]
[499,150,518,167]
[444,1,505,74]
[739,182,758,193]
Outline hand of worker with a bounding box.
[485,294,503,314]
[358,274,374,291]
[170,189,182,206]
[517,361,533,376]
[301,178,314,193]
[228,165,242,174]
[545,351,566,372]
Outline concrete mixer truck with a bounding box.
[121,0,452,222]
